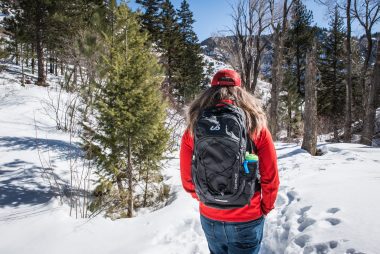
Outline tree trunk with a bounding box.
[54,56,58,76]
[361,32,374,116]
[143,168,149,207]
[361,38,380,145]
[31,44,35,74]
[49,54,54,74]
[269,0,289,140]
[35,13,46,86]
[127,136,133,218]
[25,45,29,67]
[15,40,19,65]
[287,100,291,138]
[343,0,352,142]
[269,29,283,140]
[60,60,64,76]
[45,54,48,77]
[301,41,317,155]
[252,33,261,92]
[21,44,25,86]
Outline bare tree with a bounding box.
[352,0,380,111]
[361,36,380,145]
[268,0,294,139]
[302,39,318,155]
[227,0,271,93]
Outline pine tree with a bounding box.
[159,0,181,97]
[280,0,314,139]
[174,0,205,104]
[3,0,91,86]
[280,69,303,139]
[136,0,206,105]
[286,0,314,96]
[136,0,163,43]
[0,25,9,72]
[318,6,346,141]
[90,3,169,218]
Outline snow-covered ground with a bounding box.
[263,143,380,254]
[1,64,380,254]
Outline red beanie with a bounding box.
[211,69,241,87]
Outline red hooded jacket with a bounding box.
[180,108,279,222]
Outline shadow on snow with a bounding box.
[0,136,82,160]
[0,160,63,208]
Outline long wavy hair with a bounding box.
[186,86,267,136]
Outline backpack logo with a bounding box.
[210,124,220,131]
[234,173,238,189]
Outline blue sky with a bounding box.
[127,0,380,42]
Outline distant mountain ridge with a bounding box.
[199,30,379,82]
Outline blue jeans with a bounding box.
[200,214,265,254]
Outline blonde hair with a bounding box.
[186,86,267,136]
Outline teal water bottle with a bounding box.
[243,152,258,174]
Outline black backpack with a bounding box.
[191,102,260,209]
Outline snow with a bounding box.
[263,143,380,254]
[1,62,380,254]
[202,54,231,72]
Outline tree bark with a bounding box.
[361,38,380,145]
[268,0,290,140]
[49,53,54,74]
[35,8,46,86]
[21,44,25,86]
[301,40,317,155]
[143,168,149,207]
[31,44,35,74]
[343,0,352,142]
[54,56,58,76]
[60,59,64,76]
[361,32,373,115]
[269,28,284,140]
[127,136,133,218]
[15,40,19,65]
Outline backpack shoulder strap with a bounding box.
[247,135,258,154]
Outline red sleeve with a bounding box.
[179,130,199,200]
[253,127,280,215]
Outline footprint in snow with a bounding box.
[346,248,366,254]
[314,243,329,254]
[329,241,338,249]
[280,222,291,241]
[325,218,341,226]
[294,234,311,248]
[302,241,339,254]
[326,207,340,214]
[297,205,312,216]
[286,190,299,205]
[298,218,316,232]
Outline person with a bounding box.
[179,69,279,254]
